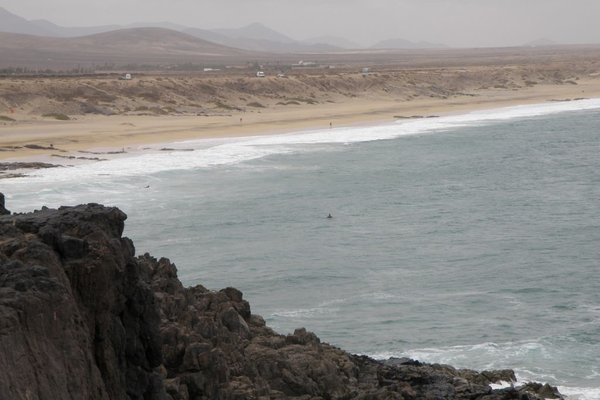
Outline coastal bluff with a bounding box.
[0,196,563,400]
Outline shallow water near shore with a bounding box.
[4,100,600,399]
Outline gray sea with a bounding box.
[4,99,600,399]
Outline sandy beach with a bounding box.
[3,44,600,168]
[2,79,599,163]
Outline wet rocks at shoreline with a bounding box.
[51,154,107,161]
[0,161,61,179]
[0,161,59,171]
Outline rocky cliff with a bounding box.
[0,196,564,400]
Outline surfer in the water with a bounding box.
[327,213,333,219]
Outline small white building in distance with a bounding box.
[256,71,265,77]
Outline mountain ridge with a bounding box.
[0,6,449,53]
[0,27,252,69]
[0,6,53,36]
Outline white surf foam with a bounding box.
[559,386,600,400]
[368,339,600,400]
[4,98,600,187]
[487,377,600,400]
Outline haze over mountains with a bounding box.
[0,6,446,52]
[0,28,253,69]
[0,6,571,71]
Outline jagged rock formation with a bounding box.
[0,195,564,400]
[0,203,162,399]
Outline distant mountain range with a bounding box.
[0,7,119,37]
[0,6,449,53]
[302,36,361,50]
[0,7,344,53]
[183,23,341,53]
[0,27,252,69]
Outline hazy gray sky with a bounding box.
[3,0,600,47]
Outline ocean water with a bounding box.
[3,99,600,399]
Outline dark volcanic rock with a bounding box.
[0,202,565,400]
[0,192,9,215]
[0,161,60,171]
[0,204,163,400]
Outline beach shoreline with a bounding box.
[2,79,600,169]
[3,97,600,396]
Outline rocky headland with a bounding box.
[0,194,564,399]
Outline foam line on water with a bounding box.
[4,97,600,187]
[368,340,600,400]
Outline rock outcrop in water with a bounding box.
[0,194,564,400]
